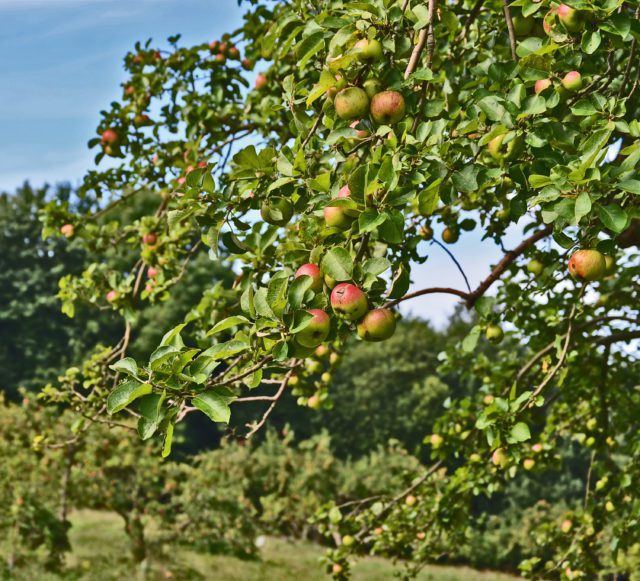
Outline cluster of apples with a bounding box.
[208,39,242,66]
[292,263,396,353]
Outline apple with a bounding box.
[492,448,508,468]
[470,453,481,462]
[330,283,369,320]
[60,224,74,238]
[329,351,341,365]
[288,375,299,387]
[534,79,552,95]
[296,309,330,348]
[142,232,157,246]
[308,394,321,409]
[332,563,343,575]
[350,120,369,139]
[527,259,544,276]
[416,531,426,540]
[295,263,323,292]
[241,58,254,71]
[321,371,332,383]
[363,78,383,98]
[532,443,543,453]
[605,501,615,513]
[561,71,582,92]
[560,519,572,533]
[134,114,152,127]
[326,75,346,101]
[441,227,459,244]
[255,73,268,90]
[209,40,220,52]
[557,4,583,32]
[147,266,158,278]
[306,359,323,374]
[568,249,606,281]
[216,53,226,65]
[334,87,370,120]
[512,11,534,37]
[101,129,118,145]
[260,198,294,226]
[603,255,616,276]
[342,534,355,546]
[370,90,405,125]
[356,308,396,342]
[373,527,384,535]
[354,38,383,62]
[483,394,494,405]
[523,458,535,470]
[487,134,523,161]
[324,185,355,229]
[419,225,433,240]
[405,494,417,507]
[315,344,329,358]
[430,434,443,448]
[228,47,240,59]
[106,290,119,303]
[486,324,504,344]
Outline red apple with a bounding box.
[330,283,368,320]
[357,308,396,342]
[568,249,606,281]
[370,90,406,125]
[255,73,268,90]
[101,129,118,145]
[294,263,323,292]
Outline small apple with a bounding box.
[260,198,294,226]
[142,232,157,246]
[228,47,240,59]
[60,224,74,238]
[288,375,299,387]
[209,40,220,52]
[512,11,534,37]
[106,290,118,303]
[603,255,616,276]
[485,324,504,344]
[419,225,433,240]
[324,185,355,230]
[342,535,355,546]
[147,266,158,278]
[334,87,370,120]
[295,263,323,293]
[321,371,332,383]
[430,434,443,448]
[363,78,383,98]
[534,79,552,95]
[532,443,543,453]
[308,394,321,409]
[241,58,254,71]
[331,283,369,321]
[324,274,337,289]
[560,519,573,533]
[356,308,396,342]
[370,90,406,125]
[491,447,508,468]
[483,394,494,405]
[296,309,331,348]
[101,129,118,145]
[216,53,226,65]
[354,38,383,62]
[373,527,384,535]
[315,344,329,358]
[306,359,323,374]
[561,71,582,92]
[523,458,535,470]
[416,531,426,540]
[568,249,606,281]
[332,563,343,575]
[441,227,459,244]
[527,259,544,276]
[487,134,523,161]
[329,352,341,365]
[557,4,583,32]
[405,494,417,507]
[255,73,268,90]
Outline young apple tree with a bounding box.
[43,0,639,577]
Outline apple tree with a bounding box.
[43,0,639,577]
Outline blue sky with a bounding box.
[0,0,530,327]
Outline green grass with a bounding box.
[11,510,521,580]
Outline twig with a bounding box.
[503,0,517,61]
[404,0,437,79]
[431,238,472,293]
[458,0,485,41]
[244,366,295,438]
[384,287,469,309]
[209,355,274,387]
[301,113,322,149]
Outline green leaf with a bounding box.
[199,340,250,362]
[207,316,250,337]
[162,423,174,458]
[192,387,237,424]
[138,393,165,440]
[149,345,182,370]
[160,324,187,348]
[574,191,592,224]
[362,257,391,277]
[107,380,152,414]
[109,357,138,377]
[288,275,314,309]
[418,187,440,216]
[618,180,640,195]
[358,209,386,233]
[581,30,601,54]
[462,325,481,352]
[598,204,628,233]
[508,422,531,443]
[321,247,353,281]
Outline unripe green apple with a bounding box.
[354,38,383,62]
[329,352,341,366]
[568,249,606,281]
[595,477,607,491]
[469,453,482,463]
[586,418,597,431]
[492,447,508,468]
[260,198,294,226]
[405,494,417,507]
[306,359,323,374]
[561,71,582,92]
[527,259,544,276]
[512,11,534,36]
[295,263,323,293]
[370,90,406,125]
[534,79,552,95]
[356,308,396,342]
[441,227,459,244]
[557,4,583,32]
[603,255,616,276]
[342,534,355,546]
[288,375,299,387]
[419,225,433,240]
[334,87,370,120]
[331,283,369,320]
[523,458,535,470]
[487,134,523,161]
[363,78,383,98]
[486,324,504,344]
[296,309,331,348]
[324,185,355,229]
[321,371,332,383]
[560,519,573,533]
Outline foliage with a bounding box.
[38,0,640,578]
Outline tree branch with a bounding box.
[503,0,517,61]
[404,0,437,79]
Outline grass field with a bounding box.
[10,510,520,580]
